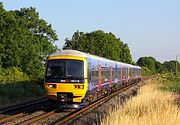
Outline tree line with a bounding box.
[0,3,179,84]
[137,57,180,76]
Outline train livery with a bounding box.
[44,50,141,108]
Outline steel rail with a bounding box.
[18,110,55,125]
[52,77,154,125]
[52,82,144,125]
[1,77,152,125]
[12,82,138,125]
[0,97,48,114]
[0,98,49,123]
[0,112,24,123]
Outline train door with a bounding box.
[87,58,93,91]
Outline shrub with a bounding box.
[0,81,45,105]
[158,74,180,94]
[141,67,154,76]
[0,67,29,84]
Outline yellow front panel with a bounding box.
[45,80,88,102]
[45,55,88,103]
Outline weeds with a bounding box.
[101,79,180,125]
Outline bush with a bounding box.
[0,67,45,106]
[141,67,154,76]
[0,67,29,84]
[0,81,45,104]
[158,74,180,94]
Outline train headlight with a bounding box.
[73,104,79,108]
[47,84,56,88]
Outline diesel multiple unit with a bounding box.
[44,50,141,108]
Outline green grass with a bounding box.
[158,74,180,94]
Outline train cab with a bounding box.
[44,50,88,104]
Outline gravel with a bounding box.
[65,84,141,125]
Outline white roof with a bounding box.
[50,50,88,58]
[50,50,141,68]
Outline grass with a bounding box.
[101,79,180,125]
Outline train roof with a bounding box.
[50,50,88,58]
[50,50,141,69]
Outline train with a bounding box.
[44,50,141,108]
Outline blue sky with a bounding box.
[1,0,180,62]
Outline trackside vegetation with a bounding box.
[0,67,29,83]
[101,79,180,125]
[158,74,180,94]
[0,67,45,107]
[0,81,45,107]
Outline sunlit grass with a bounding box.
[101,79,180,125]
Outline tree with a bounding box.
[137,57,156,74]
[163,60,180,73]
[0,4,58,80]
[63,30,132,63]
[120,43,132,64]
[0,2,4,12]
[137,56,180,75]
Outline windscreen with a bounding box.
[46,60,84,82]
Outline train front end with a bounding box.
[44,52,88,107]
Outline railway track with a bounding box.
[53,77,152,125]
[0,77,152,125]
[52,82,141,125]
[0,97,50,124]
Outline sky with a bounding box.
[1,0,180,62]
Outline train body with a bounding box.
[44,50,141,108]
